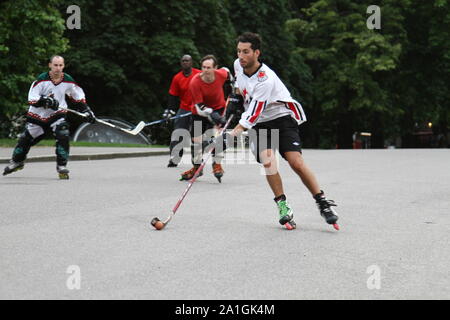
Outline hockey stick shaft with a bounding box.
[163,114,234,226]
[143,112,192,127]
[64,108,145,135]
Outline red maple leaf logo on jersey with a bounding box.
[257,71,267,82]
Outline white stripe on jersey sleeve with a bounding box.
[28,81,43,104]
[239,99,267,129]
[67,83,86,103]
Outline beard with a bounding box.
[242,59,257,70]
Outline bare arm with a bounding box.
[231,123,246,136]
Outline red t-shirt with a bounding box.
[168,68,201,111]
[189,68,228,114]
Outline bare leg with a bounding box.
[284,151,321,196]
[191,135,203,165]
[260,149,284,197]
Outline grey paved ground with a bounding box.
[0,146,168,163]
[0,148,449,299]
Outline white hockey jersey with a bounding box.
[233,59,306,129]
[27,72,86,125]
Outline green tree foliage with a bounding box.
[287,0,407,148]
[58,0,235,143]
[0,0,447,147]
[394,0,450,146]
[0,0,68,136]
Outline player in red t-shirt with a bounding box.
[180,55,232,182]
[165,55,201,167]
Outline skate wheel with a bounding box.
[284,221,296,230]
[59,173,69,179]
[333,223,340,231]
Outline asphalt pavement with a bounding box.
[0,148,449,300]
[0,146,169,163]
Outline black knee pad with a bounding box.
[55,122,70,165]
[17,130,34,147]
[12,130,35,162]
[55,122,70,140]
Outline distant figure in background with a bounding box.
[165,55,201,167]
[180,54,233,183]
[2,55,95,179]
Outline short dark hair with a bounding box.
[237,32,262,51]
[49,55,64,63]
[180,54,192,62]
[200,54,218,67]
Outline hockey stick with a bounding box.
[151,114,234,230]
[143,112,192,128]
[64,108,146,136]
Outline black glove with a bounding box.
[36,95,59,110]
[162,109,176,119]
[80,104,96,124]
[208,110,226,127]
[226,93,244,119]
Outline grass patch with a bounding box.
[0,139,167,148]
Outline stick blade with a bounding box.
[128,121,146,135]
[151,217,165,230]
[151,217,161,226]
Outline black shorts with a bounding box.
[190,108,225,138]
[249,115,302,163]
